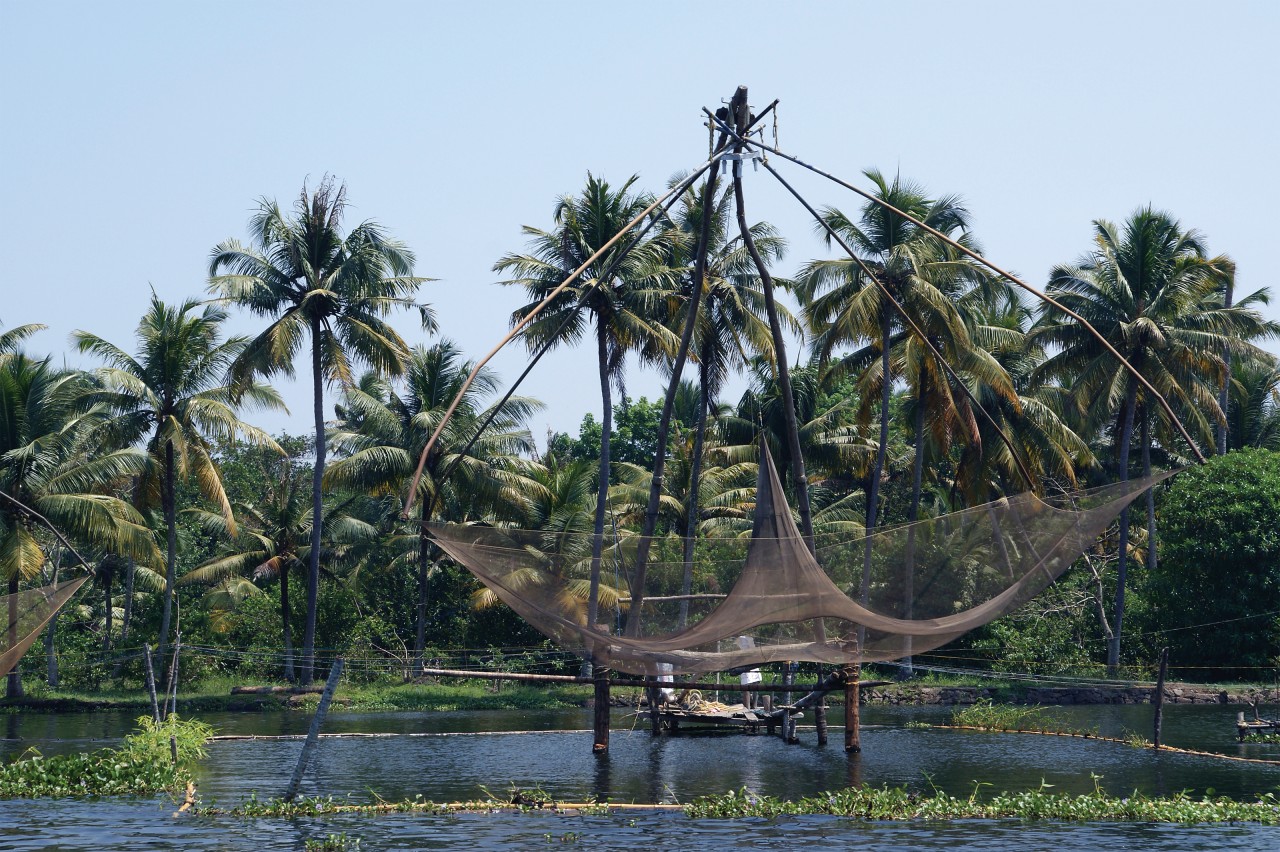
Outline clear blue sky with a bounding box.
[3,1,1277,442]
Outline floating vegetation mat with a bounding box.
[193,783,1280,825]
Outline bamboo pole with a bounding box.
[284,658,344,802]
[143,643,160,724]
[1153,647,1169,750]
[416,666,886,693]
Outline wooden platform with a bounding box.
[1237,713,1280,741]
[638,702,802,733]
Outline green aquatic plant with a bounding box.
[949,699,1097,736]
[304,834,361,851]
[0,715,213,798]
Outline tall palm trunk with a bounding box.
[120,559,135,644]
[280,562,294,682]
[1142,405,1157,574]
[626,165,720,637]
[102,561,113,653]
[862,310,893,608]
[679,359,711,629]
[6,574,21,698]
[1217,276,1234,455]
[1107,383,1139,674]
[902,378,926,675]
[415,500,432,669]
[157,439,178,668]
[46,556,60,688]
[585,319,613,637]
[303,319,325,685]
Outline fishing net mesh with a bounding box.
[0,577,89,678]
[430,447,1171,676]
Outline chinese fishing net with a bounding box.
[1,577,89,678]
[429,445,1171,676]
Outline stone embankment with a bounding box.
[863,683,1251,706]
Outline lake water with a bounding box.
[2,703,1278,850]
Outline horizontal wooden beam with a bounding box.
[418,667,890,694]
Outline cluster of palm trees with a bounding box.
[3,169,1276,695]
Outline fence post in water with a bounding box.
[143,644,160,724]
[592,666,611,754]
[284,657,345,802]
[815,666,828,745]
[844,664,861,753]
[1153,647,1169,749]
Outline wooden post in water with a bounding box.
[844,664,861,753]
[815,666,828,745]
[1153,647,1169,750]
[593,666,611,754]
[284,658,344,802]
[647,685,661,736]
[143,644,160,724]
[763,694,775,735]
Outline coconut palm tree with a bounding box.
[74,294,283,666]
[798,171,990,614]
[0,354,157,696]
[208,177,432,683]
[183,453,375,682]
[1031,208,1278,671]
[325,341,541,667]
[495,174,678,633]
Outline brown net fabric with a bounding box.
[430,446,1172,675]
[0,576,89,678]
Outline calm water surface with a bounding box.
[2,703,1278,850]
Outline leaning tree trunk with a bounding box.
[625,164,720,637]
[303,319,326,686]
[7,575,23,699]
[862,309,893,608]
[679,359,712,628]
[157,440,178,669]
[1107,383,1139,675]
[280,562,295,682]
[585,319,614,636]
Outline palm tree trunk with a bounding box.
[157,439,178,668]
[862,310,893,608]
[46,554,60,688]
[679,360,712,628]
[120,559,135,645]
[1107,383,1139,674]
[303,319,325,686]
[415,501,431,670]
[1217,276,1234,455]
[585,319,613,638]
[7,575,22,699]
[280,563,295,682]
[102,561,113,653]
[1142,404,1157,574]
[902,382,926,676]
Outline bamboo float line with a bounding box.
[198,801,687,816]
[417,666,890,694]
[935,724,1280,766]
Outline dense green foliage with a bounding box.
[0,715,211,798]
[1143,449,1280,673]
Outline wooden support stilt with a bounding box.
[284,658,344,802]
[647,685,661,736]
[593,666,611,754]
[1153,647,1168,749]
[763,694,775,735]
[844,664,861,753]
[816,698,828,746]
[143,643,160,724]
